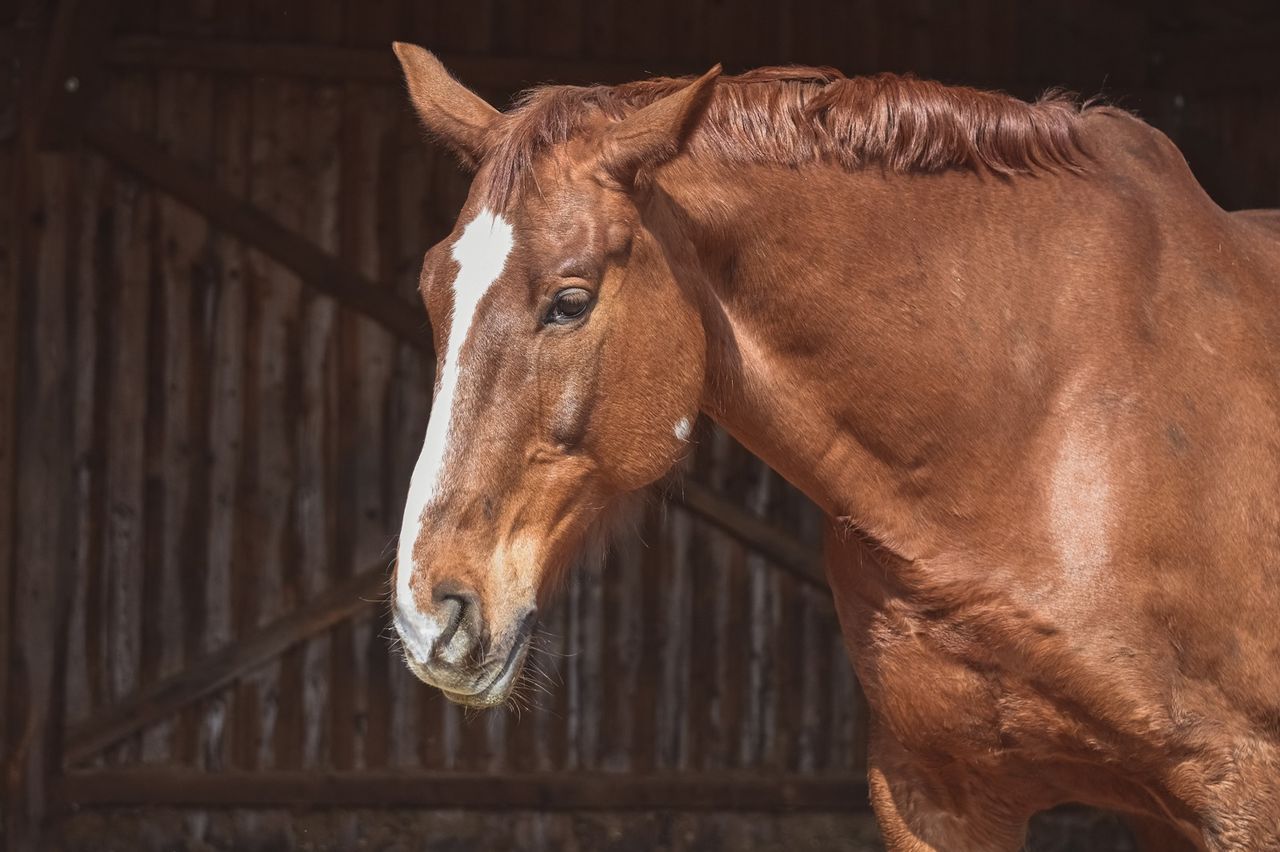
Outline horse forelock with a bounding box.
[479,67,1110,210]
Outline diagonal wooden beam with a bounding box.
[670,481,827,591]
[82,114,825,571]
[63,562,388,766]
[82,115,434,351]
[79,107,825,634]
[78,82,828,586]
[63,483,824,765]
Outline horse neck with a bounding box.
[653,158,1073,559]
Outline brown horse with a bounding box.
[389,42,1280,851]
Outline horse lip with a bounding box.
[404,609,538,705]
[453,613,538,705]
[445,634,532,707]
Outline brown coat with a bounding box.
[391,45,1280,849]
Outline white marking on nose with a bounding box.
[674,417,692,442]
[396,209,515,662]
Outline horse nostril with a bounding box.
[434,595,466,649]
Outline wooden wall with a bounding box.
[3,0,1277,849]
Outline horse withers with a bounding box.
[389,42,1280,851]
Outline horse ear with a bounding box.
[601,65,722,188]
[393,42,500,170]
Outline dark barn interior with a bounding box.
[2,0,1277,850]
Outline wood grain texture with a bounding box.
[0,139,15,807]
[8,147,78,851]
[82,116,432,350]
[65,564,385,765]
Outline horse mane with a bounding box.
[482,66,1105,208]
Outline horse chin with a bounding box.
[443,685,511,709]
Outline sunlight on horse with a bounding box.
[389,42,1280,851]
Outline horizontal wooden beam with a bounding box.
[82,116,434,352]
[64,562,387,765]
[105,37,681,90]
[57,768,870,812]
[671,481,827,592]
[102,36,1280,95]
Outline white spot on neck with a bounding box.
[1049,418,1113,599]
[674,416,693,442]
[395,209,514,661]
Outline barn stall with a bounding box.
[2,0,1277,850]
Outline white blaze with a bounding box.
[396,209,515,661]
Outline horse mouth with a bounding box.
[443,636,532,708]
[406,614,536,708]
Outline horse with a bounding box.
[387,42,1280,851]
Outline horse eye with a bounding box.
[545,287,594,325]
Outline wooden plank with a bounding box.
[7,147,76,852]
[91,57,826,609]
[584,0,667,66]
[100,72,156,768]
[669,480,827,592]
[57,768,872,812]
[740,462,777,768]
[253,74,307,774]
[138,149,171,763]
[291,79,341,773]
[279,72,340,776]
[153,66,213,768]
[105,36,685,88]
[572,538,606,770]
[771,575,801,771]
[331,77,387,773]
[630,503,662,773]
[297,78,345,771]
[337,0,400,48]
[81,115,432,351]
[512,0,583,60]
[0,13,41,798]
[63,153,112,747]
[31,0,119,148]
[656,506,691,769]
[719,517,750,768]
[198,72,247,773]
[225,71,266,776]
[406,0,493,56]
[0,2,38,781]
[796,587,831,773]
[698,427,739,769]
[5,8,64,850]
[338,82,401,771]
[686,502,719,769]
[151,0,216,38]
[62,562,387,766]
[597,531,637,771]
[0,131,17,828]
